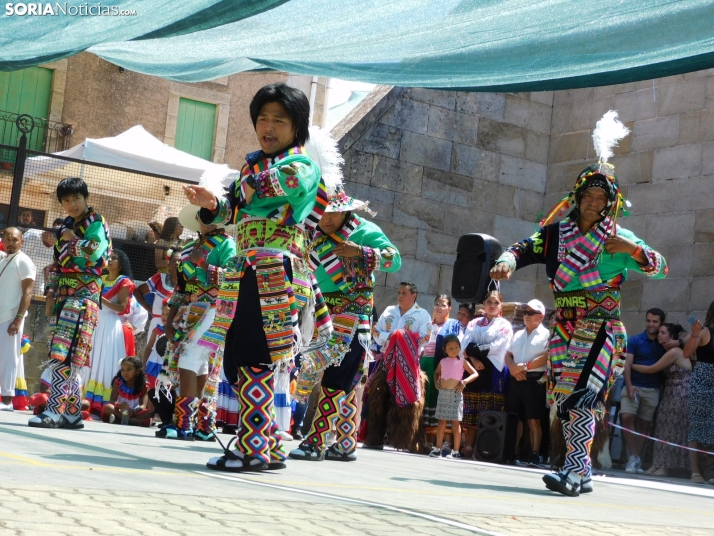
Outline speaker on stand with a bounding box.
[451,233,502,302]
[474,411,518,464]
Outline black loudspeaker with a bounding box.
[474,411,518,464]
[451,233,502,302]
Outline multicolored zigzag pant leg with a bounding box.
[562,408,595,478]
[268,407,287,463]
[236,367,278,465]
[335,389,357,454]
[174,396,197,433]
[304,386,343,451]
[196,397,215,434]
[45,360,82,417]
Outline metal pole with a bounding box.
[7,114,34,227]
[308,76,318,125]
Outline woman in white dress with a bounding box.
[83,250,134,416]
[460,290,513,454]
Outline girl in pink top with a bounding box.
[431,334,479,458]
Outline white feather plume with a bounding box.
[592,110,629,164]
[304,125,344,195]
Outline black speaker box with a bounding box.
[474,411,518,464]
[451,233,502,302]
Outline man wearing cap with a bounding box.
[504,299,549,466]
[288,184,400,462]
[161,201,235,441]
[490,111,667,497]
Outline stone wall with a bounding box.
[547,70,714,329]
[333,71,714,327]
[333,86,553,314]
[60,53,323,169]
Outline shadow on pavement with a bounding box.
[390,476,550,497]
[39,453,206,473]
[0,425,219,474]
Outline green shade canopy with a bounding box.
[2,0,714,91]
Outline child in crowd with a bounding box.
[143,297,171,387]
[430,334,479,458]
[102,356,152,427]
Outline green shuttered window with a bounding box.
[0,66,53,151]
[175,97,216,161]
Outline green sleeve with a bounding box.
[616,228,668,279]
[357,221,401,273]
[68,220,109,266]
[243,154,320,223]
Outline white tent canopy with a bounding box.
[40,125,238,185]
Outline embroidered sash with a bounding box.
[309,215,361,294]
[552,217,615,291]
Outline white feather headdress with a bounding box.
[304,125,344,195]
[592,110,629,164]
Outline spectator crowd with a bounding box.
[2,216,712,485]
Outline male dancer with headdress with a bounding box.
[490,111,667,496]
[29,177,111,429]
[289,184,400,461]
[160,193,235,441]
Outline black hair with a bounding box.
[112,248,133,280]
[661,323,684,340]
[434,294,452,306]
[399,281,418,294]
[56,177,89,201]
[52,217,65,226]
[19,208,33,215]
[249,83,310,147]
[113,356,146,394]
[458,302,475,315]
[705,301,714,330]
[646,308,666,324]
[442,333,461,351]
[159,217,181,241]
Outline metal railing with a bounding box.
[0,109,73,155]
[1,115,198,301]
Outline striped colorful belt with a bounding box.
[234,219,310,259]
[183,282,219,303]
[55,273,103,302]
[553,288,621,321]
[322,289,373,318]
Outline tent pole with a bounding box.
[308,76,318,124]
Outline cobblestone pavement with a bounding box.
[1,411,713,536]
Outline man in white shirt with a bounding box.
[364,282,432,451]
[505,299,549,466]
[20,219,60,296]
[0,228,36,411]
[373,282,432,347]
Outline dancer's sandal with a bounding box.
[194,430,217,442]
[29,412,84,429]
[164,425,195,441]
[324,444,356,462]
[288,442,325,461]
[206,435,268,472]
[543,471,581,497]
[28,412,62,428]
[57,414,84,430]
[691,472,705,484]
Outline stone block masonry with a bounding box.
[334,70,714,324]
[337,87,551,312]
